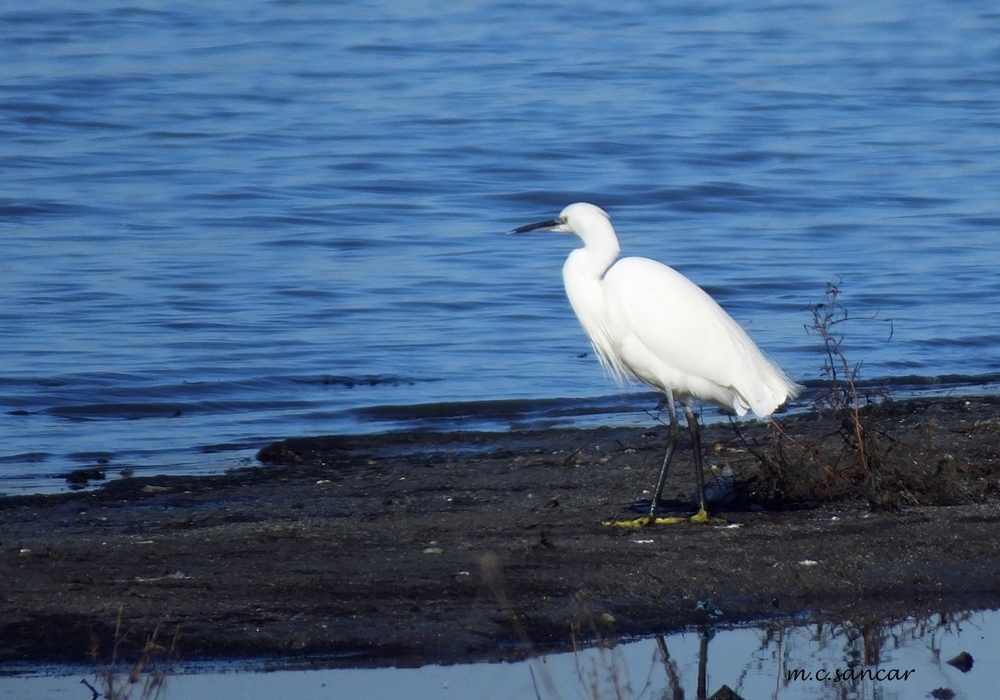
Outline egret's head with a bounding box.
[509,202,610,235]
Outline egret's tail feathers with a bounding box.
[744,364,801,418]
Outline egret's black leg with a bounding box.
[682,404,708,515]
[649,392,679,519]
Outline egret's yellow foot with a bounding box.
[603,516,650,528]
[691,509,729,524]
[602,515,688,528]
[690,508,712,524]
[602,508,723,527]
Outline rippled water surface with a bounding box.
[4,0,1000,493]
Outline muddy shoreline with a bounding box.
[2,396,1000,669]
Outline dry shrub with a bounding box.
[84,605,179,700]
[741,282,955,510]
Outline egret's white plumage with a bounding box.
[512,202,800,521]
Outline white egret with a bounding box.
[511,203,800,524]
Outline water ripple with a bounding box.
[2,0,1000,493]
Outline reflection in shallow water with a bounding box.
[4,608,998,699]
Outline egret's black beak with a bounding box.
[509,218,561,234]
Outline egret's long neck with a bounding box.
[570,221,620,280]
[561,219,629,384]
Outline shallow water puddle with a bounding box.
[3,609,997,700]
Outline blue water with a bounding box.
[4,0,1000,494]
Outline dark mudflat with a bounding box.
[2,396,1000,668]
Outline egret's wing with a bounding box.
[604,257,795,416]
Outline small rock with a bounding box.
[701,465,735,506]
[946,651,973,672]
[61,467,106,486]
[708,685,745,700]
[695,599,724,618]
